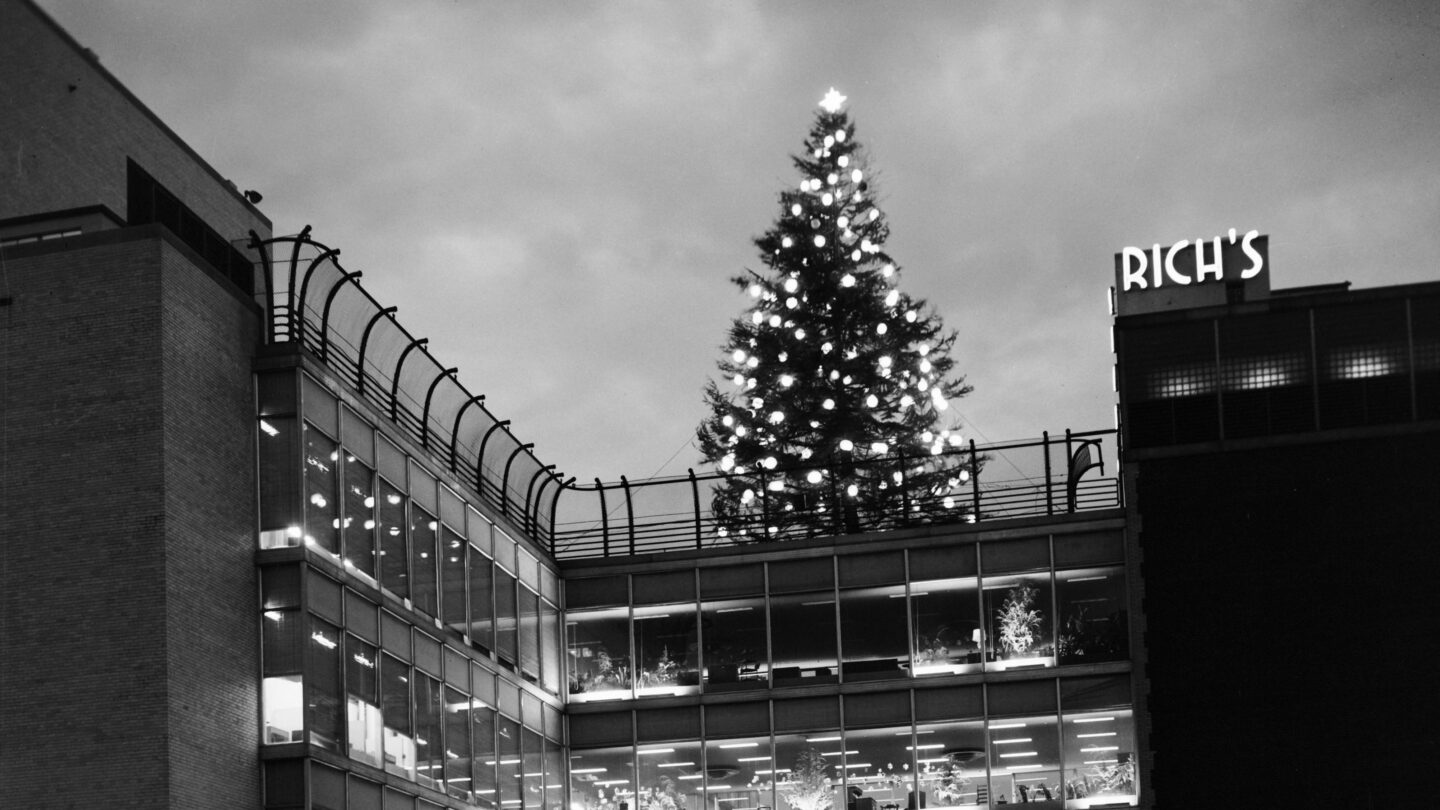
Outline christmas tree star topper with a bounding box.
[818,87,847,112]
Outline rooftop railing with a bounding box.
[250,229,1122,562]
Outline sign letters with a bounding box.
[1118,228,1265,292]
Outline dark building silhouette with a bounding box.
[1113,238,1440,807]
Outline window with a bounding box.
[700,597,767,692]
[469,548,495,651]
[344,456,378,578]
[497,716,523,809]
[637,740,700,810]
[495,567,520,667]
[1055,567,1128,665]
[382,654,416,779]
[414,674,445,790]
[987,715,1061,805]
[914,720,986,808]
[843,725,914,809]
[569,746,634,810]
[519,586,542,684]
[347,636,384,766]
[411,508,440,617]
[307,618,343,751]
[770,592,838,686]
[983,574,1054,670]
[634,603,699,696]
[540,598,563,695]
[1059,709,1137,808]
[378,480,409,599]
[261,569,303,744]
[704,736,771,810]
[471,700,499,810]
[567,607,632,701]
[304,424,341,555]
[910,577,983,676]
[441,528,468,634]
[444,685,474,801]
[839,584,908,682]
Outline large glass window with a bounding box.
[910,578,983,676]
[519,586,542,684]
[703,736,771,810]
[914,721,986,809]
[441,527,469,635]
[347,636,384,767]
[541,599,563,696]
[1060,710,1136,808]
[700,598,767,692]
[838,585,908,682]
[382,654,416,779]
[637,741,701,810]
[567,607,632,700]
[773,733,845,810]
[261,610,303,744]
[1054,568,1128,666]
[570,746,634,810]
[307,617,343,752]
[634,603,700,697]
[343,456,378,578]
[379,480,409,599]
[843,725,914,809]
[472,703,499,810]
[523,727,548,810]
[304,424,341,555]
[770,593,838,686]
[497,716,523,810]
[411,508,440,618]
[496,568,519,667]
[987,715,1060,806]
[414,674,445,791]
[469,548,495,651]
[544,736,567,810]
[258,413,300,549]
[983,575,1054,671]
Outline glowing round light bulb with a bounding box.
[824,135,835,148]
[767,480,784,492]
[906,310,917,322]
[846,483,859,497]
[878,355,892,368]
[943,496,955,509]
[829,370,840,380]
[838,155,849,167]
[866,393,879,408]
[751,311,764,324]
[746,356,758,368]
[821,342,833,353]
[840,439,855,451]
[814,235,826,248]
[783,278,798,293]
[900,394,914,407]
[786,296,798,309]
[837,216,849,229]
[959,469,970,482]
[769,411,785,424]
[872,441,889,454]
[751,396,764,408]
[852,169,863,183]
[822,398,835,410]
[762,456,778,470]
[885,290,900,307]
[813,148,823,158]
[822,193,834,206]
[782,236,793,248]
[794,328,806,340]
[769,314,782,327]
[877,323,888,335]
[780,374,794,387]
[734,425,747,437]
[841,273,855,287]
[807,470,823,484]
[920,359,932,373]
[741,488,755,504]
[870,209,880,221]
[720,454,735,471]
[722,414,734,426]
[851,250,861,261]
[791,204,802,216]
[733,349,747,363]
[882,263,895,277]
[835,129,846,142]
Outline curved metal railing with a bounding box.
[249,229,1121,562]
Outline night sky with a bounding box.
[37,0,1440,483]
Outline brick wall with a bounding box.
[0,0,271,242]
[0,228,262,806]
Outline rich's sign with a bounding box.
[1114,229,1269,316]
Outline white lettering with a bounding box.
[1164,239,1192,285]
[1194,237,1223,283]
[1121,246,1148,291]
[1240,230,1264,278]
[1151,244,1164,289]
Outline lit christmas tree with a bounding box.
[697,89,978,539]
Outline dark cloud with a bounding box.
[38,0,1440,481]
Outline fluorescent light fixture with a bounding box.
[999,752,1037,758]
[1076,733,1117,739]
[1065,575,1108,583]
[1005,764,1045,771]
[1081,746,1119,753]
[806,736,841,743]
[595,780,630,787]
[820,750,857,757]
[989,722,1026,730]
[993,738,1033,745]
[906,744,945,750]
[569,767,607,774]
[1083,759,1119,765]
[1073,717,1114,724]
[639,748,676,755]
[841,763,872,769]
[716,607,753,613]
[634,614,671,620]
[800,600,836,606]
[737,756,770,762]
[720,742,760,749]
[704,785,732,791]
[678,775,704,781]
[657,762,696,768]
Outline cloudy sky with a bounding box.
[37,0,1440,483]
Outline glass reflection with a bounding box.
[987,716,1060,806]
[634,603,700,697]
[1054,568,1128,666]
[701,598,767,692]
[704,736,772,810]
[1060,710,1136,808]
[914,721,985,808]
[568,607,632,700]
[910,578,983,676]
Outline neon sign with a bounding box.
[1118,228,1265,292]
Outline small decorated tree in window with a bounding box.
[996,581,1043,657]
[779,748,834,810]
